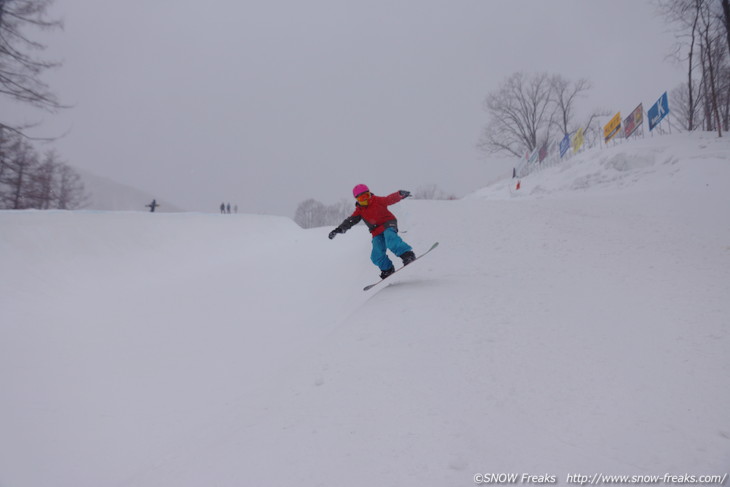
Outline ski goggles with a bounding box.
[355,192,371,204]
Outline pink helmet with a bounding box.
[352,184,370,197]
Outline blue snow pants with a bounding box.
[371,227,413,271]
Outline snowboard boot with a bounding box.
[380,267,395,279]
[400,250,416,266]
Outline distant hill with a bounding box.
[76,168,184,212]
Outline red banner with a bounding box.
[624,104,643,138]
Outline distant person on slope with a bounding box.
[146,199,160,212]
[328,184,416,279]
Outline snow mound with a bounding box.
[468,132,728,199]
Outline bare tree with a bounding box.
[479,72,598,158]
[0,126,10,183]
[413,184,455,200]
[687,1,702,130]
[722,0,730,54]
[294,198,353,229]
[659,0,728,135]
[294,198,324,228]
[479,72,556,157]
[28,148,56,208]
[32,150,87,209]
[658,0,702,130]
[0,0,62,110]
[0,2,77,210]
[55,162,87,209]
[700,1,724,136]
[551,75,591,136]
[0,129,87,209]
[0,133,37,209]
[324,199,352,224]
[671,81,704,130]
[720,64,730,129]
[583,109,611,140]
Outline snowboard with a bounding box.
[363,242,439,291]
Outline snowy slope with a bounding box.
[1,133,729,486]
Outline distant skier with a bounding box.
[328,184,416,279]
[220,202,226,214]
[146,199,160,212]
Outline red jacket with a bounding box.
[337,192,406,237]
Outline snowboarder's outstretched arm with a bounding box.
[328,214,361,239]
[328,189,410,239]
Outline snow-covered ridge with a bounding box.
[468,132,728,199]
[1,133,728,486]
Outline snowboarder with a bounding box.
[328,184,416,279]
[146,199,160,212]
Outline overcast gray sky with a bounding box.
[5,0,685,216]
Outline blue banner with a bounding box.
[648,92,669,131]
[559,134,570,157]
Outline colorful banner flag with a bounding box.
[572,127,584,153]
[604,112,622,143]
[624,104,643,138]
[538,142,548,162]
[648,92,669,131]
[559,134,570,158]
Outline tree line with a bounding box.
[1,0,87,210]
[661,0,730,135]
[0,129,87,209]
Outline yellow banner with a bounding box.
[603,112,622,143]
[572,127,584,153]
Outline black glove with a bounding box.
[328,227,343,239]
[399,190,411,198]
